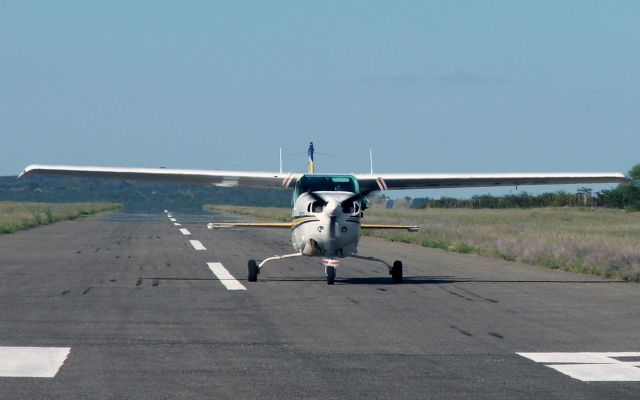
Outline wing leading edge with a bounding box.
[354,172,627,192]
[19,165,626,191]
[18,164,302,189]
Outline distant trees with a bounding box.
[411,164,640,211]
[0,175,292,210]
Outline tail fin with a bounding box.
[308,141,315,173]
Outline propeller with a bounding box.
[305,190,327,205]
[305,189,377,215]
[340,188,377,212]
[329,216,337,239]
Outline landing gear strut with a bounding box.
[351,254,404,284]
[246,252,304,283]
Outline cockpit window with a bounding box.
[296,175,358,196]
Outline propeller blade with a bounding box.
[341,188,377,210]
[306,190,327,205]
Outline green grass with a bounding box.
[204,204,640,282]
[0,201,121,234]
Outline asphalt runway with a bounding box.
[1,210,640,399]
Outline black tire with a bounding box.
[391,260,403,283]
[326,266,336,285]
[248,260,258,282]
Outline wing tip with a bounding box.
[17,164,40,179]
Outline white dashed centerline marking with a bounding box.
[170,218,177,222]
[174,223,181,226]
[0,347,71,378]
[167,214,172,218]
[189,240,206,251]
[179,228,191,236]
[207,262,247,290]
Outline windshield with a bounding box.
[295,175,359,196]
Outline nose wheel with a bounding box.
[323,258,338,285]
[326,266,336,285]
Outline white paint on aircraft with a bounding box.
[0,347,71,378]
[518,352,640,381]
[189,240,206,251]
[207,262,247,291]
[179,228,191,236]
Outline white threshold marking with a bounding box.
[518,352,640,381]
[189,240,206,250]
[170,218,177,222]
[0,347,71,378]
[207,262,247,290]
[174,222,181,226]
[179,228,191,235]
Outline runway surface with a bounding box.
[1,210,640,399]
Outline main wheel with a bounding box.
[391,260,403,283]
[248,260,259,282]
[326,266,336,285]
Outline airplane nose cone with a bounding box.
[323,200,341,216]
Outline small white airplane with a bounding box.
[19,142,626,285]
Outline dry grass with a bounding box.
[204,204,291,222]
[0,201,121,234]
[204,204,640,282]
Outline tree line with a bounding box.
[0,175,291,210]
[411,164,640,211]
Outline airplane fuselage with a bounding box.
[289,174,364,259]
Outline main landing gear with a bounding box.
[351,255,404,284]
[248,259,259,282]
[390,260,403,284]
[247,252,304,283]
[247,254,403,285]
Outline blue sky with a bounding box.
[1,1,638,197]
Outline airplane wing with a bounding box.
[19,165,627,190]
[354,172,627,192]
[18,164,302,189]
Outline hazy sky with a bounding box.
[1,1,638,196]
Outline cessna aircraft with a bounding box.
[19,142,626,284]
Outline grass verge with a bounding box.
[0,201,121,234]
[204,204,640,282]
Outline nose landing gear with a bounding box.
[326,266,336,285]
[323,258,339,285]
